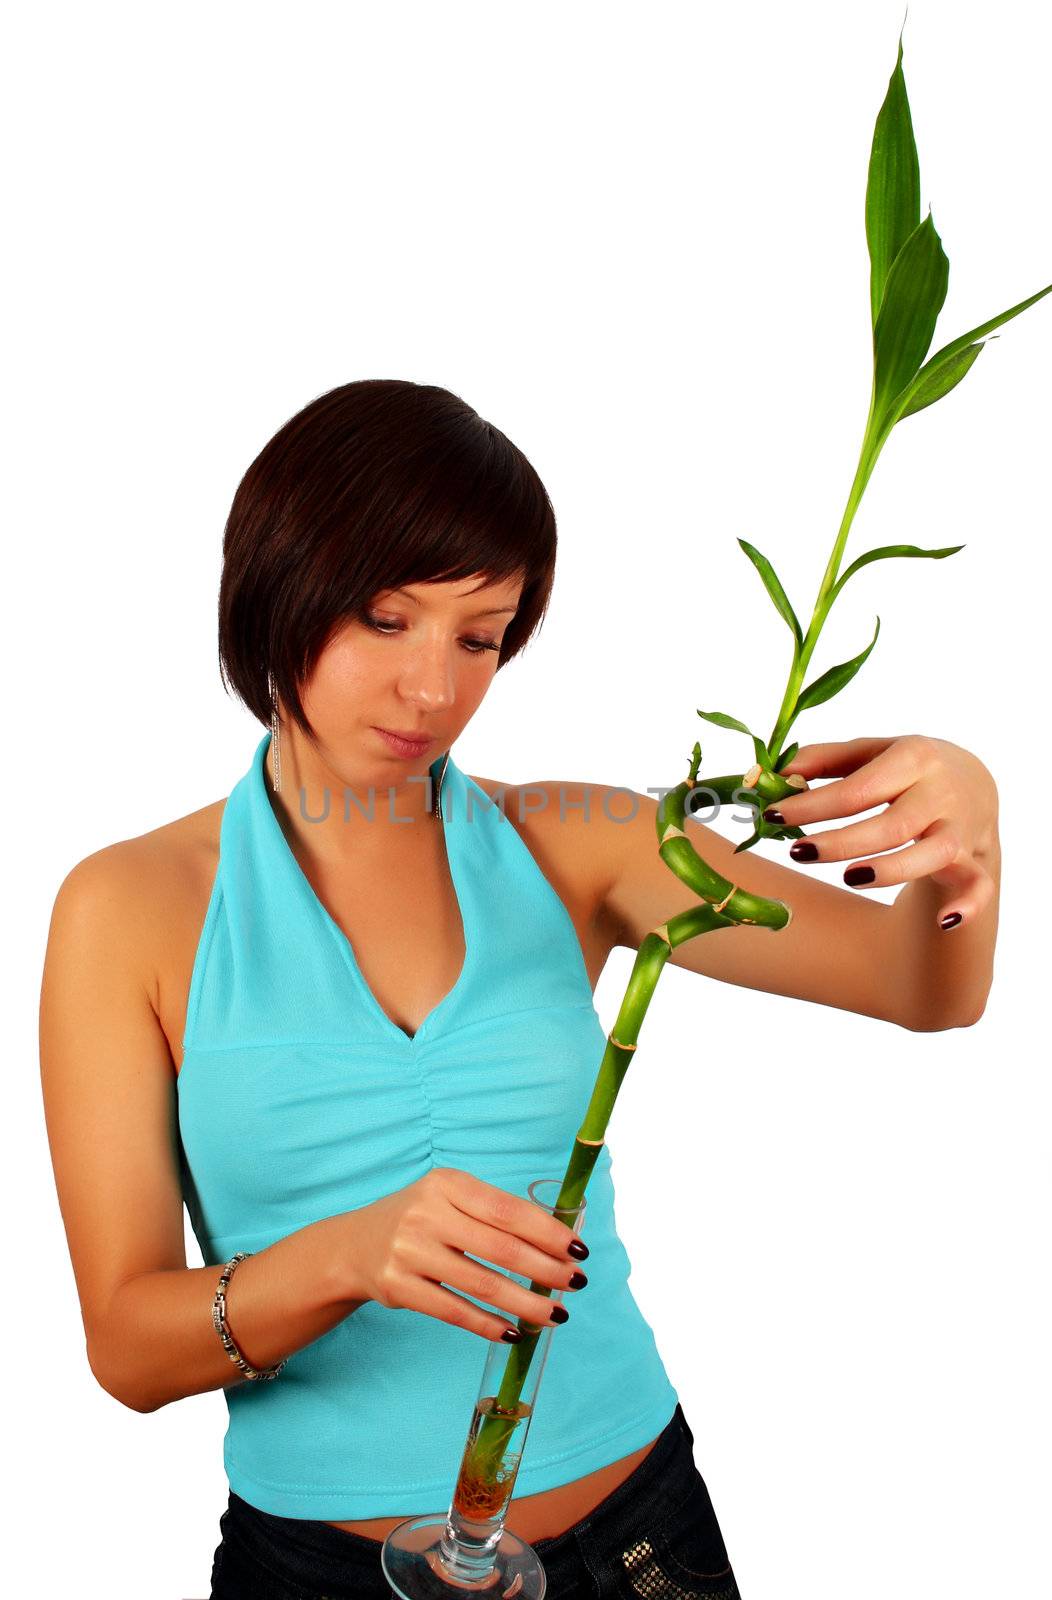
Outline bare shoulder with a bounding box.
[48,797,227,1003]
[467,774,624,929]
[39,799,229,1384]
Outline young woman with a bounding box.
[39,379,1000,1599]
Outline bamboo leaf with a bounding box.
[776,741,800,770]
[759,818,805,842]
[897,339,987,419]
[872,211,950,430]
[738,539,803,645]
[751,733,773,770]
[866,26,921,329]
[831,542,964,602]
[735,820,804,852]
[696,709,753,737]
[795,617,882,714]
[890,281,1052,423]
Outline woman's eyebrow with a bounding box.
[386,587,518,617]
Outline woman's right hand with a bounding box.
[342,1166,590,1342]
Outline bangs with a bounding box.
[218,379,557,737]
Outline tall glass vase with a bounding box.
[381,1177,587,1598]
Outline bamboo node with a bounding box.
[576,1135,605,1145]
[743,762,763,789]
[650,922,671,946]
[711,883,737,914]
[609,1035,637,1052]
[660,823,687,844]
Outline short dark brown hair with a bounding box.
[218,379,557,738]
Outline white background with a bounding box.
[6,2,1049,1595]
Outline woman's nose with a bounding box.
[399,645,457,709]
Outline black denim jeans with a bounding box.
[209,1403,741,1598]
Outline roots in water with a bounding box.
[452,1395,533,1520]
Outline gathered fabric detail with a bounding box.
[177,731,679,1519]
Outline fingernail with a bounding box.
[940,911,963,930]
[764,808,785,824]
[567,1239,589,1260]
[550,1305,570,1324]
[501,1326,523,1343]
[568,1270,588,1290]
[844,866,875,886]
[790,840,819,862]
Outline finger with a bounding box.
[446,1212,587,1296]
[786,789,937,864]
[410,1278,529,1344]
[446,1172,586,1262]
[767,739,924,826]
[436,1244,570,1328]
[837,819,969,894]
[932,858,997,930]
[778,736,899,779]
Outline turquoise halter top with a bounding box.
[177,731,678,1518]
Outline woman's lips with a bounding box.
[373,726,435,758]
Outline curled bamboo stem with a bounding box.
[463,766,790,1476]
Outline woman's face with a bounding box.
[297,570,525,780]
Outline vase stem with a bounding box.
[381,1176,586,1598]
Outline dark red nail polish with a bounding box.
[764,808,785,824]
[844,866,875,886]
[567,1239,589,1260]
[550,1304,570,1324]
[568,1270,588,1289]
[940,911,963,930]
[501,1326,523,1343]
[790,840,819,862]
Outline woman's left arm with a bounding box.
[766,734,1001,1030]
[599,734,1000,1033]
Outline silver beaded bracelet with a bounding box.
[211,1251,288,1381]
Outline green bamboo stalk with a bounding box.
[453,18,1050,1502]
[463,748,791,1478]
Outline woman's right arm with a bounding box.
[38,846,372,1414]
[40,849,587,1417]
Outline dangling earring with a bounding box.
[432,750,450,820]
[268,671,282,795]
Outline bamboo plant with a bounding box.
[455,25,1051,1501]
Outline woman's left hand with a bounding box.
[762,734,999,930]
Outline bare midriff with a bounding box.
[321,1429,663,1544]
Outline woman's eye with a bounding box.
[363,615,499,654]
